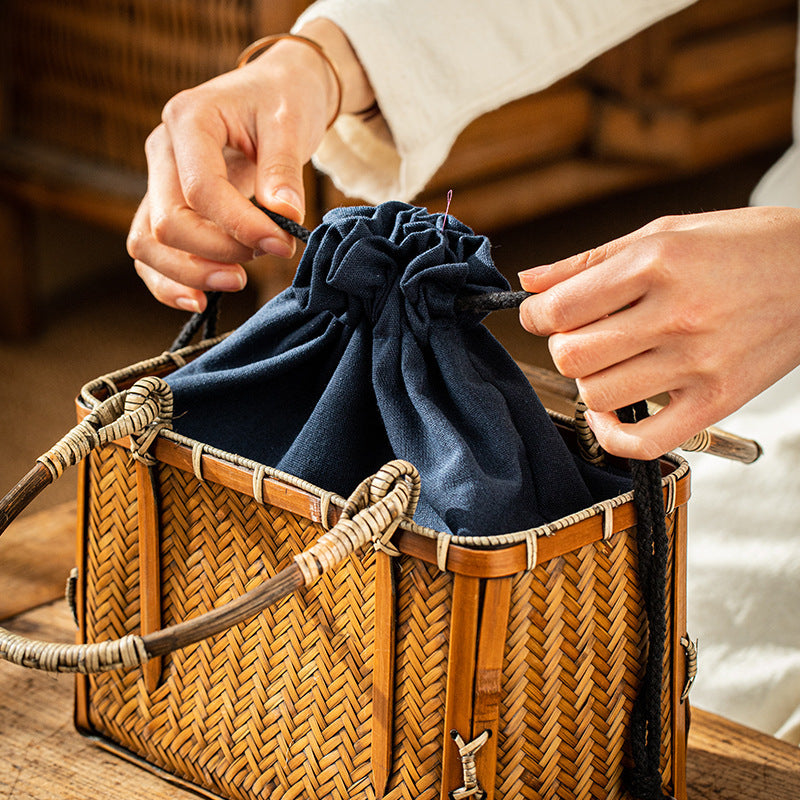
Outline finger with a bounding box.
[134,260,207,313]
[575,349,686,414]
[252,119,310,228]
[145,125,267,263]
[519,249,649,336]
[518,223,657,293]
[164,105,296,258]
[128,201,246,303]
[584,398,707,461]
[133,242,245,296]
[547,302,659,379]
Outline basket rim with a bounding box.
[77,335,690,556]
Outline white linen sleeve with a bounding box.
[293,0,697,203]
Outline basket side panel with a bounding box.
[84,454,378,800]
[497,516,677,800]
[84,446,142,663]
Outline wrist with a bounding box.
[295,18,375,117]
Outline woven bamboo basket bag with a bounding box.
[0,207,697,800]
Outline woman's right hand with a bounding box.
[127,20,374,312]
[518,206,800,460]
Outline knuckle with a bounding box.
[126,228,146,260]
[641,214,681,237]
[536,286,571,333]
[690,373,729,420]
[582,244,609,268]
[180,173,205,210]
[633,436,664,461]
[132,259,149,281]
[261,154,302,185]
[519,298,544,335]
[639,233,674,273]
[628,232,686,298]
[658,303,704,339]
[673,308,703,337]
[694,344,723,377]
[161,90,197,125]
[598,427,662,461]
[575,378,614,413]
[225,212,260,249]
[149,209,174,246]
[143,125,165,157]
[548,335,584,378]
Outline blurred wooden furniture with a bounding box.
[2,500,800,799]
[0,0,311,338]
[0,0,796,337]
[334,0,798,227]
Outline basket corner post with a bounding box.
[441,572,513,800]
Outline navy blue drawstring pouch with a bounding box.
[166,202,629,537]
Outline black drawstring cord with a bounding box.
[618,401,671,800]
[170,290,222,352]
[167,209,670,798]
[456,290,532,311]
[169,205,312,353]
[250,199,311,245]
[464,291,670,800]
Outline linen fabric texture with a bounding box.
[167,202,628,537]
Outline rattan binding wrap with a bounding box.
[72,341,690,800]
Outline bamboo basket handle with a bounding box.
[0,376,174,533]
[0,378,420,674]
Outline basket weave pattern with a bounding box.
[81,438,677,800]
[498,522,675,798]
[84,448,453,799]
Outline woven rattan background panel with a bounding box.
[6,1,256,171]
[497,516,676,800]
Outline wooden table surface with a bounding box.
[2,504,800,799]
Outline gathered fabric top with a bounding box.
[167,202,628,536]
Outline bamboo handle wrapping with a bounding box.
[517,362,762,464]
[0,460,419,672]
[0,376,420,673]
[0,376,174,537]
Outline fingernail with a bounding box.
[273,187,303,220]
[518,266,547,289]
[256,237,294,259]
[207,270,246,292]
[176,296,202,313]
